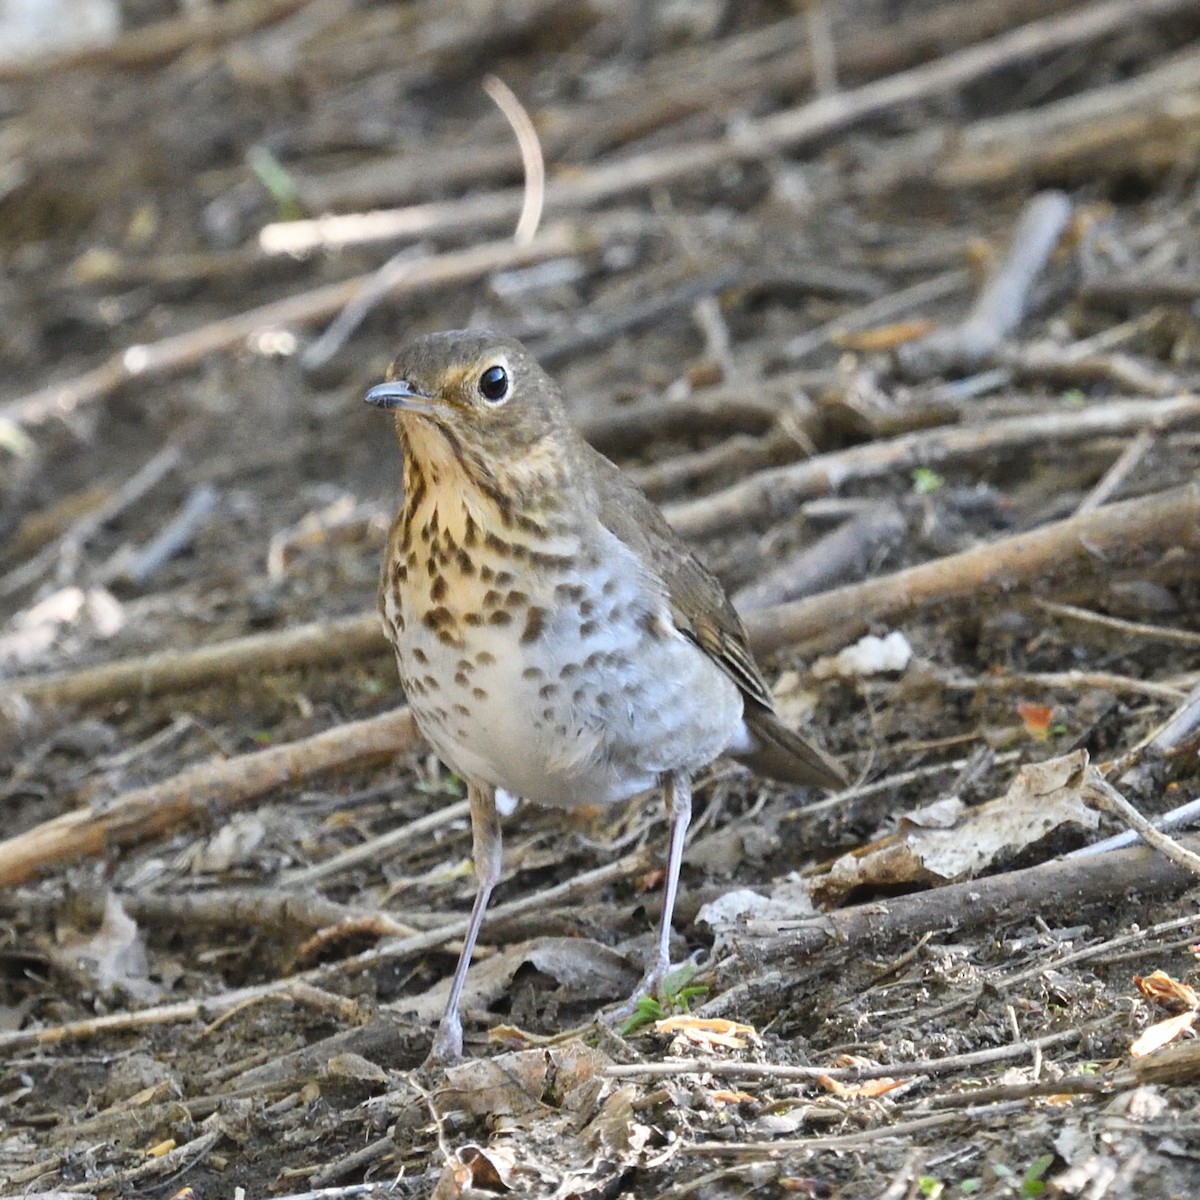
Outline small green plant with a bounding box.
[618,963,708,1035]
[992,1153,1055,1196]
[960,1181,982,1195]
[917,1177,944,1198]
[912,467,945,494]
[246,145,305,221]
[1020,1154,1055,1196]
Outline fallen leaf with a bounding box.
[1130,1011,1196,1058]
[51,892,158,1003]
[818,1074,904,1099]
[1134,970,1199,1013]
[814,750,1099,904]
[711,1089,756,1104]
[832,319,934,351]
[655,1015,757,1049]
[1017,702,1053,740]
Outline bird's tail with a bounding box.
[735,704,847,791]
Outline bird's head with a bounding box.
[366,329,572,467]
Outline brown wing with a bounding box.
[586,444,775,711]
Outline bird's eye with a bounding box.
[478,364,510,405]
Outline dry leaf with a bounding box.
[1130,1011,1196,1058]
[1017,701,1053,740]
[1134,970,1199,1013]
[400,936,637,1023]
[711,1089,756,1104]
[51,893,158,1002]
[817,1074,904,1099]
[831,319,934,351]
[815,750,1099,903]
[655,1015,757,1049]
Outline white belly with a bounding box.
[386,525,743,808]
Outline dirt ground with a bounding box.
[2,0,1200,1196]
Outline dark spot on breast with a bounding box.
[520,606,548,645]
[411,647,428,664]
[579,599,595,618]
[482,589,501,608]
[541,707,555,720]
[472,687,488,700]
[538,683,558,699]
[639,611,667,638]
[583,652,604,669]
[453,704,471,718]
[454,671,469,687]
[479,564,495,582]
[489,610,513,627]
[555,582,586,603]
[422,674,439,691]
[457,550,475,575]
[528,550,572,569]
[579,619,598,638]
[601,578,617,596]
[561,662,579,678]
[430,575,447,603]
[522,666,543,680]
[422,606,454,630]
[505,590,528,607]
[608,603,624,623]
[464,613,484,627]
[495,571,516,586]
[477,651,497,666]
[463,514,478,547]
[571,687,586,705]
[436,629,460,646]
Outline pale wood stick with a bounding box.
[726,833,1200,973]
[0,612,383,712]
[259,0,1184,256]
[748,483,1200,656]
[0,224,588,428]
[666,393,1200,540]
[0,707,418,887]
[0,0,312,79]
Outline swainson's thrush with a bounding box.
[367,330,846,1062]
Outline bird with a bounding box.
[366,329,846,1062]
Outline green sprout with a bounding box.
[247,145,305,222]
[912,467,945,495]
[619,962,709,1035]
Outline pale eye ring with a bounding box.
[478,364,510,405]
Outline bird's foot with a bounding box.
[424,1012,465,1067]
[603,951,704,1029]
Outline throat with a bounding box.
[397,417,573,545]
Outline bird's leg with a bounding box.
[608,771,693,1024]
[427,780,501,1065]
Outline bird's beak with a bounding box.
[364,379,436,415]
